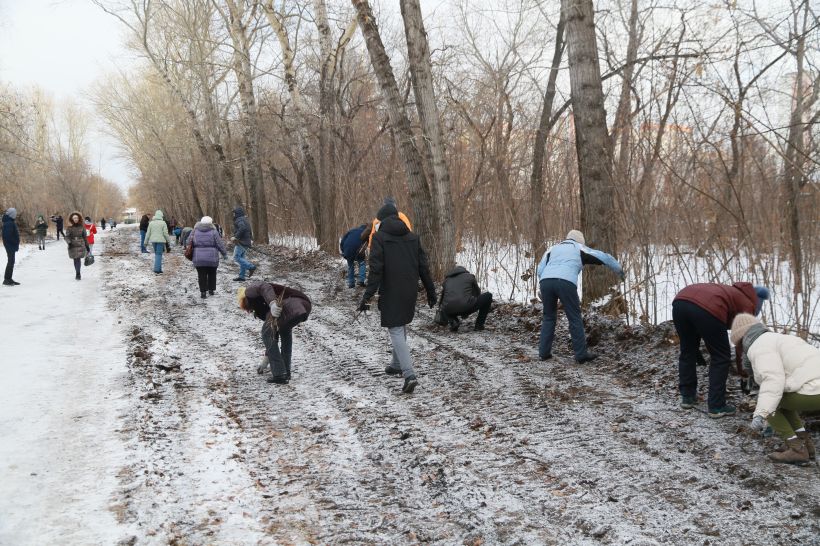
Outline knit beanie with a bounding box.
[730,313,760,345]
[377,203,398,221]
[754,286,770,315]
[383,196,397,207]
[237,287,247,308]
[200,216,213,224]
[5,208,17,219]
[566,229,585,245]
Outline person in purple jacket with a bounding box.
[190,216,228,299]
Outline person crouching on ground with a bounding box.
[730,313,820,464]
[358,203,436,394]
[145,210,172,274]
[238,282,312,384]
[536,230,624,364]
[440,266,492,332]
[673,282,769,418]
[340,223,368,288]
[190,216,227,298]
[65,212,90,280]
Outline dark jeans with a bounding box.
[262,322,293,380]
[56,227,64,240]
[446,292,493,328]
[346,258,366,287]
[196,266,217,293]
[672,300,731,411]
[4,249,15,281]
[73,258,81,275]
[539,278,586,359]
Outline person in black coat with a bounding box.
[2,208,20,286]
[358,204,436,394]
[340,223,368,288]
[440,266,493,332]
[139,214,150,253]
[51,214,65,240]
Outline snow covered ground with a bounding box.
[1,227,819,544]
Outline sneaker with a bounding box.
[540,353,553,361]
[233,277,246,282]
[680,396,696,409]
[267,377,289,385]
[384,366,402,376]
[402,377,418,394]
[576,353,599,364]
[3,279,17,286]
[708,405,737,419]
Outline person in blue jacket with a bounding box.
[340,224,368,288]
[2,207,20,286]
[536,229,623,363]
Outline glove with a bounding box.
[750,415,766,432]
[269,302,282,318]
[357,300,370,312]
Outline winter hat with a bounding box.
[5,208,17,219]
[237,287,247,308]
[85,216,91,222]
[383,196,398,207]
[566,229,585,245]
[730,313,761,345]
[200,216,213,224]
[754,286,770,315]
[377,203,398,221]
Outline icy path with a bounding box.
[0,231,130,545]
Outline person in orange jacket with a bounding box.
[365,197,412,250]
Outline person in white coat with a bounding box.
[731,313,820,464]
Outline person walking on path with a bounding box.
[340,223,368,288]
[145,210,172,274]
[440,266,493,332]
[51,214,65,241]
[231,206,256,281]
[34,215,48,250]
[730,313,820,464]
[190,216,227,298]
[180,225,193,248]
[2,208,20,286]
[365,196,413,250]
[358,203,436,394]
[83,217,97,256]
[673,282,769,418]
[139,214,150,253]
[536,230,624,364]
[65,212,90,280]
[100,218,107,231]
[238,282,312,384]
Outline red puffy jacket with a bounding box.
[84,222,97,244]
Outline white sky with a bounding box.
[0,0,136,190]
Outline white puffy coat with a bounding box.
[748,332,820,418]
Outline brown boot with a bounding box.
[768,437,810,465]
[797,431,816,460]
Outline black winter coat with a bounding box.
[233,206,253,247]
[139,215,150,231]
[441,266,479,315]
[362,215,436,328]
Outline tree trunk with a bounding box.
[399,0,455,276]
[563,0,618,304]
[351,0,437,271]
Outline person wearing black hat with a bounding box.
[365,197,413,250]
[358,204,436,394]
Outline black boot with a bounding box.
[75,272,81,280]
[576,353,599,364]
[209,290,215,296]
[267,377,289,384]
[448,317,461,332]
[201,292,207,299]
[402,376,418,394]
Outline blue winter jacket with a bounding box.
[340,225,367,260]
[537,239,623,286]
[2,213,20,252]
[233,207,253,247]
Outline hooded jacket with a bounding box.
[145,210,171,245]
[139,215,150,231]
[674,282,758,328]
[244,282,312,330]
[191,223,227,268]
[65,212,89,260]
[536,239,623,286]
[441,266,480,315]
[362,215,436,328]
[367,212,412,250]
[742,326,820,419]
[340,225,367,260]
[233,207,253,247]
[2,210,20,252]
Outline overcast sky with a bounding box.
[0,0,136,190]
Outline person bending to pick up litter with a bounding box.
[238,282,312,385]
[673,282,769,418]
[358,202,436,394]
[536,230,623,364]
[730,313,820,465]
[439,266,493,332]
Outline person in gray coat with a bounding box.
[190,216,227,298]
[440,266,493,332]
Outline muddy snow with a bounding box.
[1,225,818,545]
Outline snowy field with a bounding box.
[1,227,818,544]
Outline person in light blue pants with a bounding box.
[144,210,171,274]
[231,206,256,281]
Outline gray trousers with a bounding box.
[388,326,415,379]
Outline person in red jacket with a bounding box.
[83,216,98,256]
[673,282,769,417]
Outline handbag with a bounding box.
[184,240,194,261]
[84,254,95,266]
